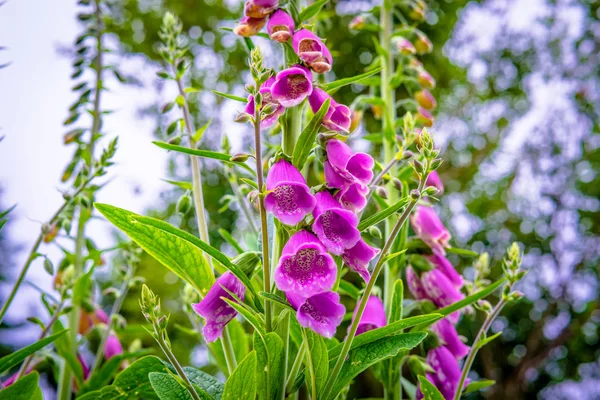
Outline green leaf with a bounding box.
[218,229,244,254]
[52,322,84,386]
[323,67,383,94]
[298,0,329,21]
[222,351,257,400]
[183,367,224,400]
[222,298,265,337]
[193,119,212,142]
[327,333,427,400]
[390,279,404,323]
[358,196,411,231]
[0,371,42,400]
[81,351,151,393]
[446,247,479,257]
[212,90,247,103]
[401,377,417,400]
[239,178,258,190]
[337,280,361,300]
[254,332,284,400]
[0,329,68,374]
[153,141,255,176]
[0,220,6,231]
[149,372,212,400]
[0,204,16,219]
[474,331,502,350]
[162,179,193,191]
[258,292,294,312]
[292,98,330,168]
[418,375,445,400]
[209,320,249,377]
[94,204,215,296]
[303,330,328,399]
[328,315,441,360]
[463,379,496,394]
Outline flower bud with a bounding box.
[349,15,366,30]
[375,186,388,200]
[234,16,267,37]
[415,90,437,110]
[368,225,382,239]
[261,102,280,116]
[393,36,416,55]
[414,32,433,54]
[167,136,181,145]
[314,145,327,162]
[235,112,253,123]
[247,190,260,210]
[408,2,427,21]
[230,153,250,162]
[410,189,421,200]
[43,223,59,243]
[413,159,425,175]
[232,251,261,278]
[418,70,436,89]
[392,178,403,192]
[415,107,434,127]
[403,150,414,160]
[43,258,54,275]
[371,104,383,120]
[349,110,363,133]
[424,186,439,197]
[176,194,192,215]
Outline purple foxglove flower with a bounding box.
[426,170,444,195]
[274,230,336,297]
[244,0,278,18]
[325,139,374,187]
[406,266,427,300]
[353,295,386,335]
[335,182,369,212]
[233,16,267,37]
[426,346,462,399]
[308,88,352,132]
[287,291,345,338]
[245,77,285,129]
[415,89,437,110]
[271,65,313,108]
[421,268,464,323]
[77,354,91,380]
[426,252,463,288]
[416,106,434,127]
[342,238,380,282]
[104,334,124,360]
[192,272,246,342]
[431,318,470,360]
[264,159,316,225]
[393,36,416,55]
[267,10,294,43]
[312,191,360,255]
[292,29,332,73]
[411,205,451,255]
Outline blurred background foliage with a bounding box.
[1,0,599,398]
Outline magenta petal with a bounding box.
[308,88,351,132]
[427,252,463,288]
[326,139,374,184]
[266,159,307,188]
[192,272,246,342]
[265,160,315,225]
[421,269,464,323]
[406,266,427,300]
[292,29,324,63]
[104,334,124,360]
[411,205,451,255]
[325,139,353,172]
[267,10,295,43]
[346,152,375,183]
[427,346,462,399]
[271,65,313,107]
[426,170,444,195]
[342,238,379,282]
[354,295,386,335]
[290,291,345,338]
[335,182,369,212]
[431,318,470,360]
[78,354,91,380]
[312,191,360,255]
[274,231,336,297]
[324,161,352,189]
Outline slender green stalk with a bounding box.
[228,168,258,236]
[285,341,306,394]
[221,327,238,375]
[254,99,273,333]
[301,329,317,400]
[321,177,427,400]
[453,298,507,400]
[155,335,202,400]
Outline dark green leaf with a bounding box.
[149,372,210,400]
[254,333,284,400]
[298,0,329,21]
[0,204,16,219]
[474,331,502,350]
[221,298,265,337]
[258,292,294,312]
[162,179,193,190]
[183,367,224,400]
[222,351,257,400]
[358,196,411,231]
[292,98,330,168]
[418,375,445,400]
[463,379,496,394]
[0,371,42,400]
[212,90,247,103]
[303,330,328,398]
[0,329,68,374]
[218,229,244,254]
[81,351,151,393]
[323,67,383,94]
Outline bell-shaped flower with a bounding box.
[287,291,345,338]
[274,230,336,298]
[265,159,316,225]
[245,77,285,128]
[335,182,369,212]
[324,139,374,188]
[234,16,267,37]
[244,0,278,18]
[292,29,332,73]
[393,36,416,55]
[426,252,463,288]
[416,106,434,127]
[104,334,124,360]
[415,89,437,110]
[418,70,436,89]
[421,268,464,323]
[426,170,444,195]
[192,272,246,342]
[342,238,380,282]
[406,265,427,300]
[267,10,294,43]
[308,88,352,132]
[353,295,386,335]
[431,318,470,360]
[411,205,451,255]
[271,65,313,107]
[312,191,360,255]
[426,346,462,399]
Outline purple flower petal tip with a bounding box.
[427,252,463,288]
[288,291,345,338]
[342,238,380,282]
[244,0,278,18]
[325,139,374,187]
[268,10,295,43]
[426,170,444,195]
[312,191,360,255]
[271,65,313,108]
[421,269,464,323]
[426,346,462,399]
[431,318,470,360]
[308,88,352,132]
[104,334,124,360]
[411,205,451,255]
[292,29,332,73]
[354,296,386,335]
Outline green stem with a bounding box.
[301,329,317,400]
[221,327,238,375]
[321,177,427,400]
[285,340,306,394]
[229,168,258,236]
[453,297,507,400]
[156,334,202,400]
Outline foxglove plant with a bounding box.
[0,2,528,399]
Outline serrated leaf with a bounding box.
[298,0,329,21]
[0,371,42,400]
[80,351,151,393]
[0,329,68,374]
[328,314,441,360]
[183,367,224,400]
[153,141,255,176]
[292,98,330,167]
[149,372,211,400]
[475,331,502,350]
[418,375,444,400]
[327,333,427,400]
[463,379,495,394]
[222,351,257,400]
[323,67,383,94]
[212,90,247,103]
[94,203,214,296]
[358,196,411,231]
[254,332,284,400]
[303,330,328,399]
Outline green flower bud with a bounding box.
[235,112,253,123]
[43,258,54,275]
[368,225,382,239]
[232,251,262,278]
[176,194,192,215]
[230,153,250,162]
